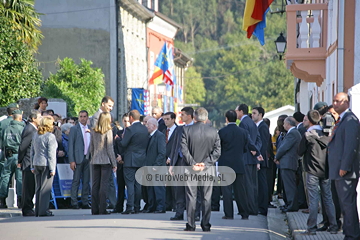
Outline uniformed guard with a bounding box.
[0,109,25,208]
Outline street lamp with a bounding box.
[275,32,287,60]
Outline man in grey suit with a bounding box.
[328,92,360,240]
[274,116,301,213]
[68,110,91,209]
[181,107,221,232]
[120,110,149,214]
[236,104,262,215]
[144,118,166,213]
[90,96,115,128]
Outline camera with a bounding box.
[53,122,61,127]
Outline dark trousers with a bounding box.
[115,165,125,212]
[22,167,35,215]
[123,167,141,211]
[281,169,298,211]
[91,164,112,214]
[257,167,268,215]
[267,160,276,203]
[147,185,166,211]
[211,185,221,210]
[244,164,258,215]
[166,185,175,210]
[0,154,22,198]
[185,178,213,229]
[174,186,186,216]
[222,173,249,218]
[296,161,307,208]
[335,178,360,240]
[34,166,53,216]
[70,158,90,206]
[277,167,283,195]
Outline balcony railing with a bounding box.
[286,3,328,86]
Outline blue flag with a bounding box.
[131,88,144,115]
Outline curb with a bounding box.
[286,212,298,239]
[0,212,22,218]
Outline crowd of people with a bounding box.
[0,93,359,238]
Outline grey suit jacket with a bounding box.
[181,122,221,167]
[68,123,90,164]
[328,110,360,180]
[30,132,58,172]
[275,128,301,171]
[18,123,37,170]
[89,130,116,167]
[146,130,166,166]
[90,109,101,129]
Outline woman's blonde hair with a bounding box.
[94,112,112,134]
[38,116,54,135]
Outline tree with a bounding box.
[0,0,43,51]
[42,58,106,117]
[0,17,42,106]
[184,67,206,104]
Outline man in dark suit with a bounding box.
[120,110,149,214]
[162,112,177,211]
[328,92,360,240]
[181,107,221,232]
[168,107,194,220]
[68,110,91,209]
[219,110,251,220]
[144,117,166,213]
[18,110,41,216]
[274,117,301,213]
[152,106,166,132]
[235,104,261,215]
[252,107,270,216]
[293,111,308,211]
[112,113,130,213]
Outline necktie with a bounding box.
[83,125,88,155]
[166,128,170,144]
[331,117,341,137]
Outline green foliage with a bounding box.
[160,1,294,126]
[184,67,206,104]
[0,17,42,107]
[42,58,105,117]
[0,0,43,51]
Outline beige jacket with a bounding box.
[90,130,116,167]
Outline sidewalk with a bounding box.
[0,207,22,218]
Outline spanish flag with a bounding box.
[243,0,274,45]
[149,42,174,86]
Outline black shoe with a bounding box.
[121,209,135,214]
[0,198,8,209]
[195,216,200,221]
[202,227,211,232]
[143,210,154,213]
[241,216,249,220]
[268,204,277,208]
[327,227,338,234]
[39,211,54,217]
[301,230,316,235]
[23,211,35,217]
[111,209,123,213]
[154,210,166,213]
[106,204,115,210]
[184,223,195,231]
[211,208,220,211]
[316,225,329,231]
[258,212,267,216]
[170,215,183,220]
[72,205,80,209]
[82,205,90,209]
[222,216,233,219]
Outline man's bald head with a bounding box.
[333,92,350,115]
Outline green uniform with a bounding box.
[0,120,25,198]
[0,116,13,173]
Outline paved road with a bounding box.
[0,205,287,240]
